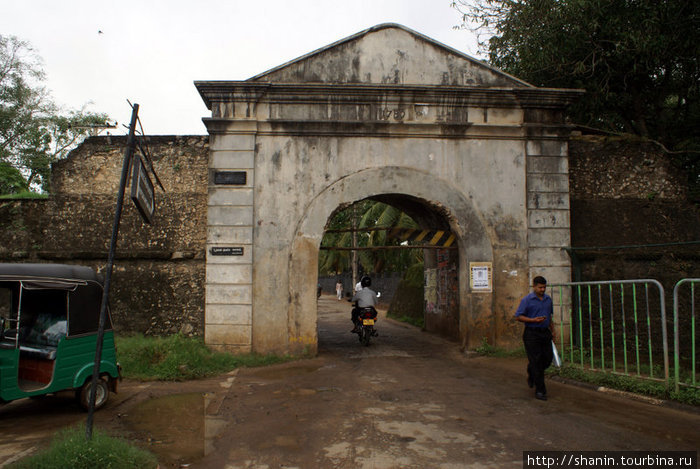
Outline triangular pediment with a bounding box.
[249,23,531,88]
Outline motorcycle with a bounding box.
[355,306,378,346]
[351,292,380,346]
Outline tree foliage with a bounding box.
[452,0,700,154]
[319,200,423,276]
[0,35,110,193]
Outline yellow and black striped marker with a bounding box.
[388,228,456,247]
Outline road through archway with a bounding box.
[1,295,697,468]
[192,295,700,468]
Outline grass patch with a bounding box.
[474,337,527,358]
[0,191,48,199]
[116,333,296,381]
[390,314,425,329]
[550,365,700,406]
[7,425,158,469]
[471,339,699,405]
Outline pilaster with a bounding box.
[526,138,573,333]
[204,122,256,353]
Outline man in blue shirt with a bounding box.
[514,276,556,400]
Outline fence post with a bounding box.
[673,279,699,393]
[549,279,668,389]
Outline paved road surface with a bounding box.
[0,295,698,468]
[194,296,699,468]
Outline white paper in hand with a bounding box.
[552,340,562,368]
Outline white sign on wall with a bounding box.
[470,262,492,292]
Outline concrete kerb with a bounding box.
[548,373,700,415]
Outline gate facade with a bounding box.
[195,24,583,354]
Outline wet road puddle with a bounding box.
[247,364,321,380]
[124,392,228,468]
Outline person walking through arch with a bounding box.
[514,275,556,401]
[335,279,343,301]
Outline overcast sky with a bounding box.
[1,0,479,135]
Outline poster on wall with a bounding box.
[424,268,438,314]
[470,262,492,292]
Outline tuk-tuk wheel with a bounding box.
[77,377,110,411]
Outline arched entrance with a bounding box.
[196,24,581,354]
[289,166,492,354]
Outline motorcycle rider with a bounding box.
[350,276,378,333]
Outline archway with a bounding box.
[198,24,579,355]
[286,166,493,355]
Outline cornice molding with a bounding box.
[202,117,575,140]
[195,82,584,110]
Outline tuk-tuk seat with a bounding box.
[0,341,14,350]
[15,313,65,362]
[19,344,57,360]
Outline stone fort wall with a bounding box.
[0,135,208,336]
[0,134,696,336]
[568,136,699,296]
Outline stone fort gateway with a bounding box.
[3,23,693,356]
[24,23,697,355]
[195,24,583,354]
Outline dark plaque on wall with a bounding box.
[214,171,247,185]
[210,247,244,256]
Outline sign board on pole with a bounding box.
[87,102,140,441]
[130,153,155,224]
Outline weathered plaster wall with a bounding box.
[252,24,527,87]
[251,133,517,353]
[424,249,460,341]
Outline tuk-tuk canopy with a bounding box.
[0,263,110,336]
[0,263,103,285]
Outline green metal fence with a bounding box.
[548,280,670,388]
[673,278,699,392]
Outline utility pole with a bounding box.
[352,202,358,289]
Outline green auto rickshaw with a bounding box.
[0,263,121,410]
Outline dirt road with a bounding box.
[193,296,699,468]
[1,295,698,468]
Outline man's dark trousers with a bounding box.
[523,327,553,395]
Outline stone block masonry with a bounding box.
[206,129,256,353]
[0,136,209,337]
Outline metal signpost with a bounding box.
[86,102,161,440]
